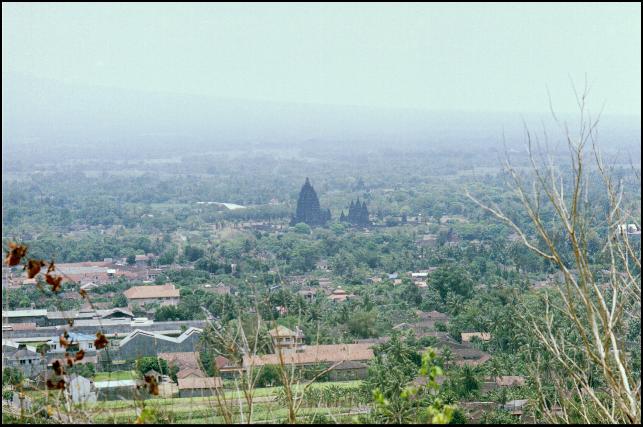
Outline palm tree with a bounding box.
[487,356,503,383]
[459,365,480,397]
[441,347,454,370]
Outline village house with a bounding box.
[212,355,243,378]
[134,254,154,267]
[328,286,355,303]
[177,376,223,398]
[46,332,97,362]
[269,325,305,350]
[2,342,44,378]
[176,367,205,380]
[123,283,180,308]
[159,351,201,371]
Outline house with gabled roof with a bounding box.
[159,351,200,371]
[178,376,223,398]
[46,332,96,353]
[123,283,180,308]
[176,367,205,380]
[328,286,355,302]
[2,342,44,377]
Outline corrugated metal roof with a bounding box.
[118,327,202,347]
[3,309,47,317]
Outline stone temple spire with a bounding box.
[291,178,330,226]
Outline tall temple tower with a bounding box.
[291,178,330,226]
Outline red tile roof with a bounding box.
[123,284,180,300]
[244,343,374,367]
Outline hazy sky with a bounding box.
[2,2,641,115]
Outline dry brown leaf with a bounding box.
[59,332,70,348]
[5,242,28,267]
[25,259,45,278]
[75,350,85,361]
[46,378,65,390]
[144,374,159,395]
[94,332,109,350]
[45,274,63,292]
[52,360,64,375]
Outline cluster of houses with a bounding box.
[392,310,493,367]
[3,259,167,291]
[2,300,528,422]
[2,282,183,330]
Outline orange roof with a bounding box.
[243,343,374,367]
[177,376,223,390]
[176,368,205,379]
[123,284,180,300]
[158,352,199,370]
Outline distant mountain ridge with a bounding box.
[3,72,640,160]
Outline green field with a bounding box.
[92,379,363,409]
[71,379,366,424]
